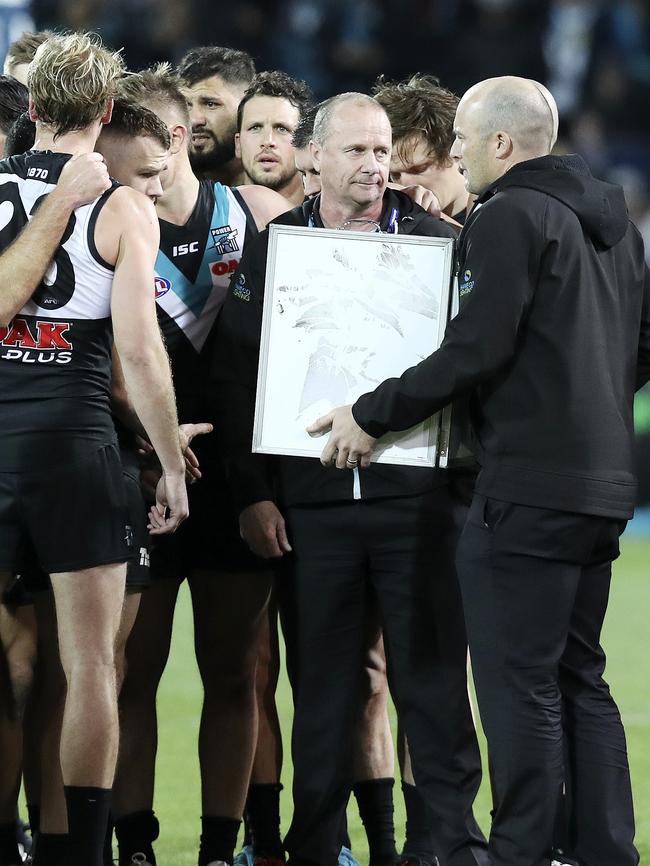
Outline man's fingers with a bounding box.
[307,412,334,436]
[335,447,350,470]
[184,445,199,468]
[277,520,292,553]
[320,436,339,466]
[360,453,372,469]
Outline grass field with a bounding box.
[151,538,650,865]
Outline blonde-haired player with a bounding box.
[0,32,188,866]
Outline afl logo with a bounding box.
[155,276,172,298]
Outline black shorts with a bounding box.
[3,450,150,599]
[0,441,132,576]
[150,447,270,580]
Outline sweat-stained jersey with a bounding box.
[154,180,258,418]
[0,151,117,472]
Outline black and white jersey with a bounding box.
[0,151,117,471]
[154,180,258,418]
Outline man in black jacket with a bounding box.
[312,77,650,866]
[212,93,488,866]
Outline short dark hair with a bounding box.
[118,63,190,128]
[102,98,170,150]
[373,74,459,167]
[4,111,35,157]
[177,46,255,88]
[292,102,320,149]
[5,30,55,71]
[237,70,312,132]
[0,75,28,134]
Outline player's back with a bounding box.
[0,150,117,471]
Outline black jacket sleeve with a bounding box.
[636,264,650,391]
[352,193,541,437]
[211,230,276,512]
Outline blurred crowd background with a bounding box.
[1,0,650,507]
[2,0,648,249]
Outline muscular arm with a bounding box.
[0,153,111,326]
[236,184,293,231]
[106,189,184,474]
[100,187,187,531]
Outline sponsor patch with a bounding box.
[459,267,474,297]
[232,273,250,302]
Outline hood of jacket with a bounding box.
[480,153,629,249]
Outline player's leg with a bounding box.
[112,576,181,866]
[0,574,36,865]
[30,591,68,866]
[50,562,126,866]
[189,566,273,866]
[240,599,285,866]
[352,605,396,866]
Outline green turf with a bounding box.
[153,538,650,865]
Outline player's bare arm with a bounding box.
[97,185,188,533]
[237,184,292,231]
[0,153,110,325]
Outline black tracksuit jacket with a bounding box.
[354,154,650,519]
[210,188,458,511]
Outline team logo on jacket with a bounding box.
[0,317,73,364]
[232,273,250,302]
[459,268,474,297]
[210,224,240,255]
[155,276,172,298]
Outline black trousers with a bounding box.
[456,495,638,866]
[283,487,488,866]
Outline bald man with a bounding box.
[311,76,650,866]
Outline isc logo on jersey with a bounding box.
[0,318,73,364]
[154,276,172,299]
[173,242,199,257]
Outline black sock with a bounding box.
[31,832,69,866]
[65,786,112,866]
[401,782,435,859]
[26,803,41,837]
[104,812,114,866]
[199,816,241,866]
[242,810,252,847]
[0,820,21,865]
[114,810,159,866]
[353,778,397,866]
[246,783,284,859]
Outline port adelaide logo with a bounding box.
[210,224,240,256]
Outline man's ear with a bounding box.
[28,96,38,122]
[100,98,114,126]
[310,139,322,173]
[168,122,188,155]
[235,132,241,159]
[495,130,514,160]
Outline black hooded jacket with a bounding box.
[210,188,457,510]
[353,155,650,519]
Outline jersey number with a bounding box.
[0,182,76,310]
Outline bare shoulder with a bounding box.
[236,184,292,229]
[95,186,159,267]
[103,185,158,225]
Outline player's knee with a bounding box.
[200,656,257,702]
[360,662,389,705]
[6,655,35,717]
